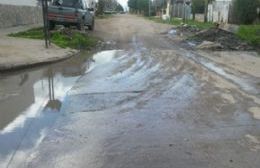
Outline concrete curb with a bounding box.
[0,24,83,72]
[0,50,80,72]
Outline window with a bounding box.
[53,0,81,8]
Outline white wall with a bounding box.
[0,0,38,6]
[208,0,232,23]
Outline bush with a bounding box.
[232,0,260,24]
[128,0,149,16]
[9,28,98,49]
[237,25,260,47]
[148,17,214,30]
[9,27,44,39]
[192,0,205,14]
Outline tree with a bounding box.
[128,0,149,15]
[97,0,105,15]
[128,0,137,13]
[115,3,124,12]
[191,0,205,20]
[104,0,118,11]
[204,0,209,22]
[232,0,260,24]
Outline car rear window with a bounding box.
[53,0,81,8]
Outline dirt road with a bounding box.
[2,14,260,168]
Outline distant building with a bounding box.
[207,0,233,23]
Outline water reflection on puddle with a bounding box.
[0,50,119,167]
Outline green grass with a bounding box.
[96,11,117,19]
[96,14,114,19]
[8,27,98,49]
[9,27,44,39]
[96,13,114,19]
[148,16,214,30]
[51,31,98,49]
[148,17,181,25]
[185,20,214,29]
[237,25,260,47]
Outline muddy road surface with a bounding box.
[1,14,260,168]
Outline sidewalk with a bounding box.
[0,25,78,71]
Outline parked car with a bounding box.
[47,0,95,31]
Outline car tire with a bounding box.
[77,20,85,31]
[88,20,95,31]
[48,21,55,30]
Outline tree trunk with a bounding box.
[204,0,208,22]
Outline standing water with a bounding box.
[0,51,93,167]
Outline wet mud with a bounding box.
[1,14,260,168]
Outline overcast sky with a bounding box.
[117,0,128,10]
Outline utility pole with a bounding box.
[41,0,50,48]
[257,7,260,23]
[204,0,208,23]
[183,0,186,22]
[154,0,157,16]
[149,0,151,17]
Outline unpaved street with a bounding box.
[1,14,260,168]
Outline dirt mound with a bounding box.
[189,28,254,51]
[177,24,201,33]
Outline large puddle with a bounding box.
[0,51,108,167]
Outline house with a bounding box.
[0,0,42,28]
[207,0,233,23]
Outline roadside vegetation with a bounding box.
[237,25,260,47]
[9,27,98,50]
[148,17,260,47]
[148,17,214,30]
[232,0,260,24]
[96,0,124,16]
[128,0,150,16]
[135,0,260,50]
[96,13,114,19]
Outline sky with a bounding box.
[117,0,128,10]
